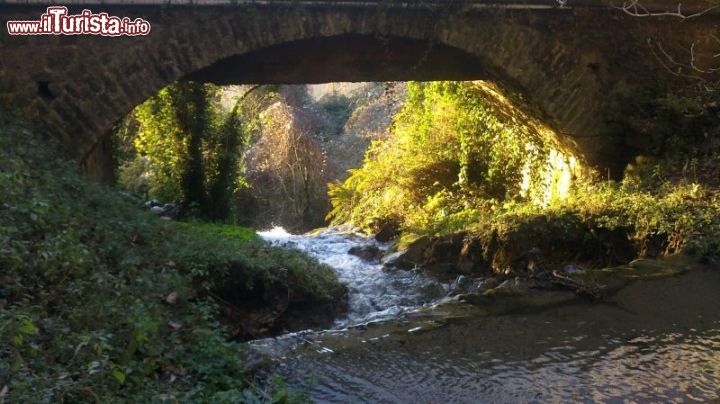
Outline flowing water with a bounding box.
[259,227,455,326]
[257,227,720,403]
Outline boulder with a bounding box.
[449,274,483,294]
[150,206,165,215]
[147,200,178,219]
[479,276,500,291]
[145,199,163,208]
[403,236,431,262]
[382,233,496,277]
[160,203,178,219]
[381,251,413,270]
[381,236,431,269]
[421,232,493,278]
[348,245,382,263]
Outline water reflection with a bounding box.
[284,322,718,401]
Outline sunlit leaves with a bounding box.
[121,83,248,220]
[328,80,581,234]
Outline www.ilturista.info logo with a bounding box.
[6,7,151,36]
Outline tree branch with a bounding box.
[614,1,718,19]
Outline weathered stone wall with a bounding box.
[0,1,717,181]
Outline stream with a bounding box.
[256,227,720,403]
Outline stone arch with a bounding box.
[0,2,715,180]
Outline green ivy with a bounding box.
[0,118,334,402]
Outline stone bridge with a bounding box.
[0,0,718,181]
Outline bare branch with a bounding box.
[610,1,720,91]
[614,0,718,19]
[647,38,707,82]
[712,34,720,58]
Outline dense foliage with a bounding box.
[459,181,720,271]
[328,80,720,265]
[328,81,581,234]
[117,84,379,231]
[0,119,344,402]
[604,82,720,174]
[118,82,247,221]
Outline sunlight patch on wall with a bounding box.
[474,80,586,207]
[519,145,581,206]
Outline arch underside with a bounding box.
[185,35,491,84]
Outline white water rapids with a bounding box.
[258,226,463,327]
